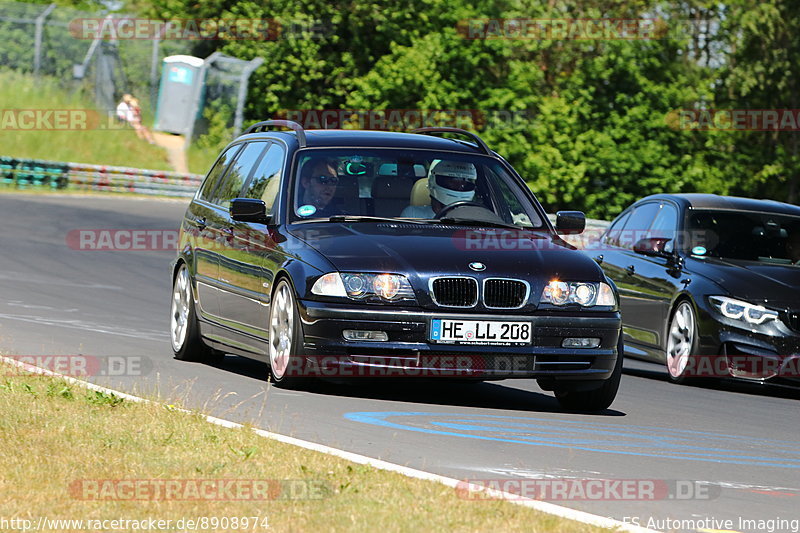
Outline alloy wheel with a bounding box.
[170,267,191,352]
[666,301,695,379]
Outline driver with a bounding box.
[298,159,341,217]
[401,160,478,218]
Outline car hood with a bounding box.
[688,256,800,307]
[289,222,605,282]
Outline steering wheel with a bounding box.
[435,201,486,219]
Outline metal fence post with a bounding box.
[184,53,219,151]
[33,3,57,76]
[150,35,160,106]
[232,57,264,138]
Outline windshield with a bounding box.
[290,149,545,228]
[688,209,800,264]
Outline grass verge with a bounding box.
[0,70,218,174]
[0,71,172,171]
[0,362,607,533]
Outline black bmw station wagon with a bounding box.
[170,121,623,410]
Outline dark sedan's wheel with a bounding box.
[268,279,307,388]
[554,332,623,412]
[666,301,698,383]
[171,264,223,364]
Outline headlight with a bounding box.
[311,272,415,302]
[540,280,616,307]
[708,296,779,325]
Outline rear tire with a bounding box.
[170,264,224,364]
[554,331,623,412]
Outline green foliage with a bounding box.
[84,390,125,407]
[115,1,800,214]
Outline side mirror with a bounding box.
[633,237,672,257]
[555,211,586,235]
[230,198,271,224]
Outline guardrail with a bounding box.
[0,155,203,197]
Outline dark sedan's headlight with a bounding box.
[540,280,616,307]
[708,296,779,325]
[311,272,416,302]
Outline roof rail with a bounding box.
[244,120,307,147]
[411,127,491,155]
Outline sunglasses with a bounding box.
[312,175,339,185]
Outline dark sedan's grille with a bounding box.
[483,279,528,308]
[431,277,478,307]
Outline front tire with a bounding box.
[170,264,223,364]
[666,300,698,384]
[554,331,624,412]
[268,279,307,388]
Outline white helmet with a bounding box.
[428,160,478,205]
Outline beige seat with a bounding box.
[410,178,430,207]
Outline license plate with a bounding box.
[429,319,531,345]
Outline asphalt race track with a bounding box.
[1,194,798,532]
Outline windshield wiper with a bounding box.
[435,217,528,231]
[326,215,428,224]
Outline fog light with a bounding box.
[343,330,388,342]
[562,337,600,348]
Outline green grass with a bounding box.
[0,362,609,533]
[0,70,216,175]
[187,141,222,176]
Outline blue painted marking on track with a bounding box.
[342,411,800,468]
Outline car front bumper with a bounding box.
[710,327,800,385]
[295,300,621,381]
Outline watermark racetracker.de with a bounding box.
[68,478,331,500]
[0,109,127,131]
[66,227,722,255]
[455,478,721,501]
[68,17,333,40]
[667,109,800,131]
[457,18,715,41]
[3,355,153,378]
[272,109,534,131]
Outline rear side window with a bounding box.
[619,203,660,249]
[244,143,286,212]
[198,145,241,202]
[649,203,679,251]
[210,142,268,209]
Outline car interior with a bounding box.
[689,210,800,263]
[290,153,544,229]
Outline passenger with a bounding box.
[400,160,478,218]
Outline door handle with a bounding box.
[625,265,636,275]
[594,254,604,265]
[192,217,207,231]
